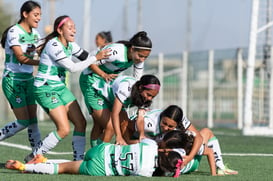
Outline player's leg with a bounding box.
[6,160,82,174]
[31,106,69,157]
[26,104,41,150]
[200,128,238,175]
[0,107,28,140]
[90,109,109,146]
[25,79,41,150]
[66,100,87,160]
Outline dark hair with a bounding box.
[162,130,194,155]
[39,15,69,55]
[154,151,182,177]
[117,31,152,50]
[98,31,112,43]
[160,105,184,130]
[1,0,41,47]
[131,74,160,108]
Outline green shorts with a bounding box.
[181,155,202,174]
[2,75,36,108]
[79,73,111,114]
[34,84,76,113]
[79,143,109,176]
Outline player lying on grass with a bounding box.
[5,133,184,177]
[124,105,238,175]
[158,130,217,176]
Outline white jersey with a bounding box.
[34,37,85,87]
[143,109,192,138]
[92,75,136,107]
[83,43,144,80]
[104,138,158,176]
[3,24,40,74]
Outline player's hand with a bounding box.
[115,136,128,145]
[181,155,189,168]
[102,73,118,82]
[95,48,111,60]
[138,134,147,142]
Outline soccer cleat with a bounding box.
[26,154,47,164]
[217,165,238,176]
[5,160,25,171]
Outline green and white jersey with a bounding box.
[141,109,192,138]
[104,138,158,176]
[34,37,83,87]
[3,24,40,75]
[93,75,136,107]
[83,43,144,80]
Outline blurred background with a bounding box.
[1,0,273,136]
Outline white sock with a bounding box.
[33,131,61,155]
[25,163,58,174]
[207,137,225,170]
[72,134,86,160]
[27,123,41,150]
[0,121,26,141]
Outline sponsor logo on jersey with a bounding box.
[8,37,16,44]
[55,50,63,57]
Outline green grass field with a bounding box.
[0,120,273,181]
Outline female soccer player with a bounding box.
[6,136,183,177]
[0,0,42,150]
[23,15,110,163]
[157,130,217,176]
[80,31,152,147]
[128,105,238,175]
[87,74,160,146]
[95,31,112,49]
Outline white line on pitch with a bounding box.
[0,141,71,155]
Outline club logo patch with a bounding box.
[51,96,59,104]
[15,96,22,104]
[97,99,104,106]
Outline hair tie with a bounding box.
[173,159,183,178]
[57,17,70,29]
[143,84,160,91]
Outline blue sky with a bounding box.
[3,0,252,55]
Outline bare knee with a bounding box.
[57,127,70,138]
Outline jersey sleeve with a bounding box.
[96,44,123,66]
[46,40,96,72]
[71,42,89,60]
[46,40,68,62]
[182,115,191,129]
[115,81,132,104]
[133,62,144,80]
[6,26,20,48]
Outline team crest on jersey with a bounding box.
[97,99,104,106]
[15,96,22,104]
[51,96,59,104]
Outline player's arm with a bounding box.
[183,124,203,166]
[90,64,118,82]
[203,146,217,176]
[136,108,146,141]
[111,97,127,145]
[11,45,39,65]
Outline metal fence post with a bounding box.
[158,53,164,109]
[237,48,243,129]
[208,50,214,128]
[182,51,188,114]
